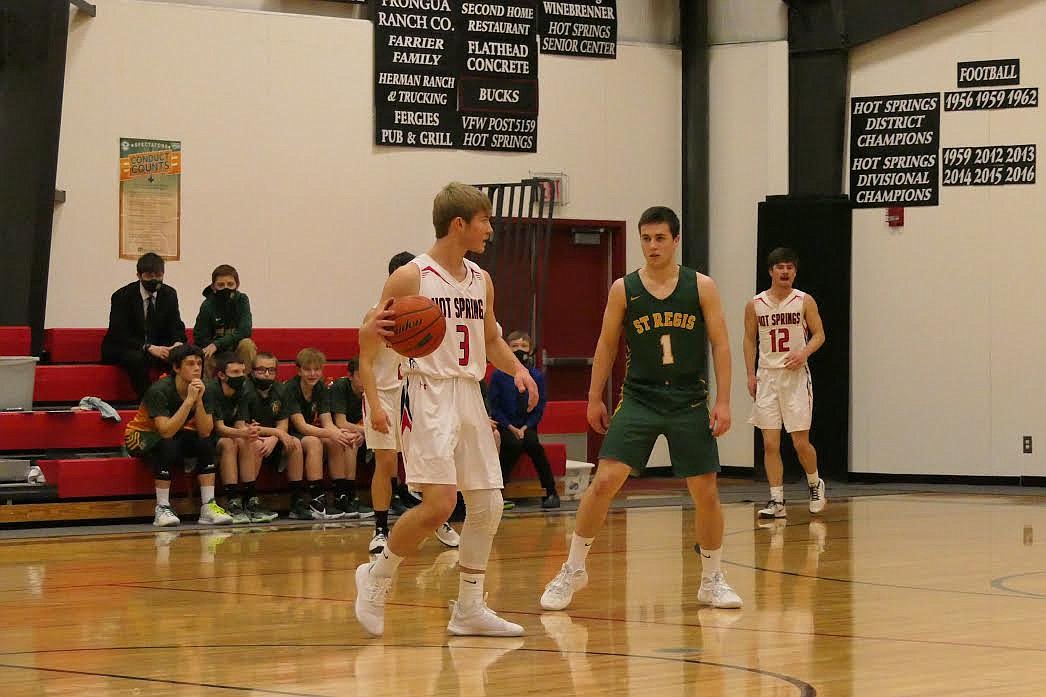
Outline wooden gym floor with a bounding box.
[1,486,1045,696]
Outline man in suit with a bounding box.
[102,252,187,399]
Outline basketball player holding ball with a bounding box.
[360,251,460,557]
[354,182,538,637]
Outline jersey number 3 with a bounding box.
[457,325,469,366]
[659,334,675,365]
[770,327,790,353]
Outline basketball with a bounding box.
[387,295,446,358]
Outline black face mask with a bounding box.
[214,287,236,307]
[225,375,246,391]
[513,349,534,368]
[253,377,274,391]
[141,279,162,293]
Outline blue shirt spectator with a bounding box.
[488,331,559,509]
[488,362,547,430]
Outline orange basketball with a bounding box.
[387,295,446,358]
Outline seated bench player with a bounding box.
[242,351,301,521]
[285,347,358,520]
[123,344,233,527]
[210,352,277,523]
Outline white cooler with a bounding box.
[563,460,595,500]
[0,356,39,411]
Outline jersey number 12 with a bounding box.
[770,327,790,353]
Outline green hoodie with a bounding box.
[193,287,253,351]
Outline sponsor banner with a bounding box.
[539,0,616,58]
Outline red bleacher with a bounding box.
[0,326,31,355]
[8,326,585,506]
[33,328,359,403]
[0,409,133,450]
[42,328,359,363]
[0,402,585,453]
[31,363,352,403]
[35,444,568,500]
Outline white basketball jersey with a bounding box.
[754,289,808,370]
[407,254,488,381]
[374,341,404,392]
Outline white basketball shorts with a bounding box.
[363,386,403,452]
[401,375,502,491]
[749,366,813,433]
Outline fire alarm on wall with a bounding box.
[886,207,904,227]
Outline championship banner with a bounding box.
[119,138,181,260]
[849,93,941,208]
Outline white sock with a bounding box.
[156,488,171,507]
[700,547,722,580]
[566,534,595,570]
[806,471,821,487]
[770,486,785,503]
[458,572,485,608]
[200,485,215,504]
[371,548,403,578]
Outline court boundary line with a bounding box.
[990,571,1046,599]
[0,643,816,696]
[0,661,325,696]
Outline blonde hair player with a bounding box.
[743,247,827,519]
[354,183,538,637]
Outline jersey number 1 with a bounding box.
[659,334,675,365]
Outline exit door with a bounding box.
[538,220,626,461]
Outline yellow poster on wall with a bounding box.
[119,138,181,260]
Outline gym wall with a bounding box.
[848,0,1046,478]
[49,0,681,330]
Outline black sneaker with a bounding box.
[310,496,334,520]
[390,494,409,517]
[333,494,375,520]
[332,494,355,519]
[224,497,250,523]
[541,493,561,510]
[288,497,311,520]
[246,496,277,523]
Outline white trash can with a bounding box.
[563,460,595,500]
[0,356,39,411]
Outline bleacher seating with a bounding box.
[4,326,587,520]
[42,327,359,363]
[34,443,568,501]
[0,326,31,355]
[33,328,360,403]
[0,409,133,450]
[31,362,352,403]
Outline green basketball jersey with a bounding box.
[621,265,708,408]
